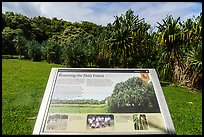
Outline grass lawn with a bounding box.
[2,59,64,135]
[49,104,108,113]
[2,59,202,135]
[162,86,202,135]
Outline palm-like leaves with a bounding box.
[12,35,27,59]
[187,44,202,73]
[156,15,184,82]
[185,41,202,88]
[26,40,42,61]
[156,13,202,88]
[112,9,150,68]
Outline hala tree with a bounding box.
[26,40,42,61]
[94,25,113,68]
[185,40,202,89]
[156,13,202,89]
[156,15,184,83]
[107,77,160,113]
[12,35,28,59]
[61,35,92,67]
[41,39,62,64]
[111,9,152,68]
[180,13,202,89]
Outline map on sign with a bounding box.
[33,68,175,135]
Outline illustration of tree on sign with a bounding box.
[107,77,160,113]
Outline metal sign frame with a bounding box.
[33,68,176,135]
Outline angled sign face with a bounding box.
[33,68,175,135]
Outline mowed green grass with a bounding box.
[2,59,64,135]
[162,86,202,135]
[49,104,108,113]
[2,59,202,135]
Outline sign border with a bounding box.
[33,68,176,135]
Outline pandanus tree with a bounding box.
[26,40,42,61]
[94,24,113,67]
[62,35,93,67]
[111,9,151,68]
[41,39,62,64]
[156,13,202,87]
[180,13,202,89]
[181,13,202,44]
[156,15,184,83]
[185,41,202,89]
[12,35,27,59]
[112,9,137,68]
[130,21,152,68]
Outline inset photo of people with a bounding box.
[87,114,114,129]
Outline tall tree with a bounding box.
[12,35,27,59]
[111,9,151,68]
[41,39,62,64]
[156,15,184,83]
[2,27,23,57]
[61,36,91,67]
[185,41,202,89]
[26,40,42,61]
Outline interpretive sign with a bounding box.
[33,68,175,135]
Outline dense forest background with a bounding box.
[2,9,202,90]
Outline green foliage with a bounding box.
[2,13,7,31]
[2,10,202,90]
[133,114,139,123]
[26,40,42,61]
[12,35,28,59]
[62,25,89,43]
[61,36,95,67]
[3,12,33,40]
[2,27,23,57]
[41,40,62,64]
[156,13,202,88]
[108,77,160,113]
[31,16,52,41]
[185,41,202,89]
[80,21,104,36]
[94,28,113,67]
[111,9,150,67]
[156,15,183,82]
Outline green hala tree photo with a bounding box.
[107,77,160,113]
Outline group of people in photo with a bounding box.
[87,115,113,129]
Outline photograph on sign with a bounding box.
[34,68,175,134]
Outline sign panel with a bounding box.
[33,68,176,135]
